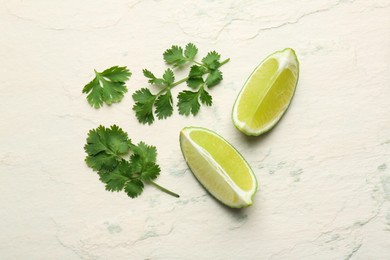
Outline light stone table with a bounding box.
[1,0,390,259]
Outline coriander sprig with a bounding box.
[84,125,179,198]
[132,43,230,124]
[82,66,131,108]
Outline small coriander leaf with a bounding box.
[82,66,131,108]
[189,65,207,77]
[125,180,144,198]
[177,90,200,116]
[184,43,198,60]
[101,66,132,82]
[143,69,156,79]
[84,125,130,173]
[143,69,166,86]
[155,91,173,119]
[132,88,156,124]
[140,162,160,181]
[84,125,130,157]
[199,88,212,106]
[205,69,223,88]
[186,77,204,89]
[187,65,207,89]
[133,142,158,163]
[163,45,186,66]
[83,78,103,109]
[85,153,118,173]
[202,51,221,70]
[163,68,175,85]
[100,172,128,192]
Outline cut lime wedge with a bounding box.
[232,48,299,136]
[180,127,257,208]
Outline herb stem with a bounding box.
[148,180,180,198]
[171,77,189,88]
[192,60,204,66]
[220,58,230,66]
[155,77,189,96]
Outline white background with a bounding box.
[1,0,390,259]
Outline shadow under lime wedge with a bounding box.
[180,127,257,208]
[232,48,299,136]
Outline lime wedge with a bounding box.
[180,126,257,208]
[232,48,299,136]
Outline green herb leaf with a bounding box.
[189,65,207,77]
[177,90,201,116]
[132,88,156,124]
[82,66,131,108]
[155,91,173,119]
[163,45,186,67]
[143,69,166,86]
[162,68,175,85]
[184,43,198,60]
[202,51,221,70]
[186,77,204,89]
[199,88,212,106]
[205,69,223,88]
[125,180,144,198]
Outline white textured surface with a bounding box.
[1,0,390,259]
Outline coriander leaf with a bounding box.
[100,172,128,192]
[163,68,175,85]
[130,142,160,181]
[199,88,212,106]
[143,69,156,79]
[82,66,131,108]
[101,81,127,105]
[155,91,173,119]
[84,125,130,172]
[132,142,158,163]
[202,51,221,70]
[83,78,102,107]
[85,153,118,172]
[163,45,186,66]
[101,66,132,82]
[143,69,166,86]
[189,65,207,77]
[84,125,130,156]
[187,65,207,89]
[125,180,144,198]
[205,69,223,88]
[184,43,198,60]
[186,77,204,89]
[177,90,200,116]
[140,162,160,181]
[129,153,143,174]
[132,88,156,124]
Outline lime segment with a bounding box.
[180,127,257,208]
[232,48,299,136]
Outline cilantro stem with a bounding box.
[148,180,180,198]
[171,77,189,88]
[155,77,189,97]
[219,58,230,66]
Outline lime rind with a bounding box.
[232,48,299,136]
[180,126,258,208]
